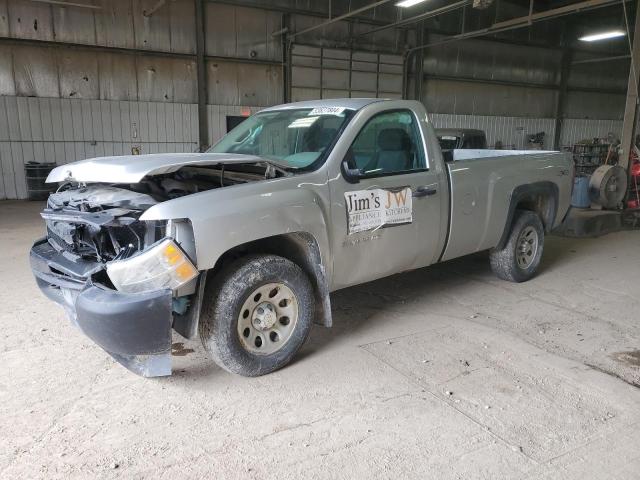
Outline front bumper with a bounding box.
[30,238,173,377]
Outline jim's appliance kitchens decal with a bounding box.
[345,187,412,234]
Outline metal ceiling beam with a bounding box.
[208,0,391,28]
[30,0,101,9]
[422,72,625,95]
[415,0,629,51]
[287,0,395,40]
[572,54,631,65]
[0,37,283,66]
[356,0,470,37]
[491,0,624,30]
[144,0,168,17]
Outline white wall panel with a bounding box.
[2,92,625,200]
[0,96,197,199]
[430,113,556,149]
[0,96,271,199]
[430,114,624,150]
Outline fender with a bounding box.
[172,232,332,339]
[495,181,559,250]
[141,177,332,275]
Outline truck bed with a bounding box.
[440,149,573,261]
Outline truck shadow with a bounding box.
[299,251,492,358]
[176,237,574,378]
[301,236,573,358]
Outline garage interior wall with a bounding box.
[0,0,631,199]
[419,31,627,150]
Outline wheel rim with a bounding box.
[515,226,539,269]
[237,283,299,355]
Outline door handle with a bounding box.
[413,185,438,198]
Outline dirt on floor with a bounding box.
[1,200,640,479]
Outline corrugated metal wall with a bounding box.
[0,0,630,199]
[0,1,283,199]
[430,114,556,149]
[430,113,623,150]
[421,34,626,120]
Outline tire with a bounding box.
[489,210,545,283]
[199,254,314,377]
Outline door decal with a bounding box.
[344,187,412,234]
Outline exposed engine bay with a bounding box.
[43,163,275,264]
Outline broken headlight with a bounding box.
[106,238,198,294]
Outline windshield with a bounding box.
[208,108,353,169]
[438,135,460,151]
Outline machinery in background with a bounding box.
[526,131,546,150]
[627,146,640,210]
[571,135,618,176]
[569,134,622,209]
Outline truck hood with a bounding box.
[46,153,268,184]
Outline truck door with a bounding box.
[329,108,445,290]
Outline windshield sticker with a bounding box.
[345,187,412,235]
[288,116,320,128]
[308,107,345,116]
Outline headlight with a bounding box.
[106,238,198,294]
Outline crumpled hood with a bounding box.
[46,153,265,184]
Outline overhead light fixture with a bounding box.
[579,30,626,42]
[396,0,429,7]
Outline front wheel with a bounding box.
[489,210,544,283]
[199,254,314,376]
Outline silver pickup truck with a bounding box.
[30,99,573,377]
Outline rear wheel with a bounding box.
[490,210,544,283]
[199,254,314,376]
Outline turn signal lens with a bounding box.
[107,238,198,294]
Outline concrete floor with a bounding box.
[2,200,640,479]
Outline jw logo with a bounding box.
[385,189,409,209]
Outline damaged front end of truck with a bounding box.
[29,153,290,377]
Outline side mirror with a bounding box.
[341,159,361,184]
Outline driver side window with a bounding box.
[346,110,426,176]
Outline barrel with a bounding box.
[571,174,591,209]
[25,162,57,201]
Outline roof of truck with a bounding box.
[261,98,386,112]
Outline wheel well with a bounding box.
[515,193,556,231]
[211,232,332,328]
[496,182,558,250]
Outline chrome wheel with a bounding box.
[237,283,299,355]
[516,225,539,269]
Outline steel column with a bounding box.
[195,0,209,151]
[620,1,640,172]
[281,13,291,103]
[554,33,572,150]
[413,22,425,101]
